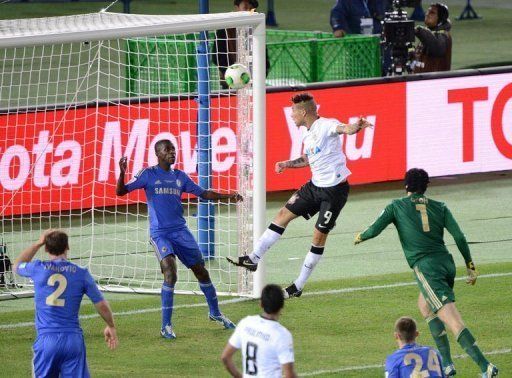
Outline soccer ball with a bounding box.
[224,63,251,89]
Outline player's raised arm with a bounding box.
[336,117,373,135]
[13,230,52,273]
[444,205,478,285]
[116,157,129,196]
[354,204,395,245]
[275,154,309,174]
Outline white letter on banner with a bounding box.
[98,121,122,182]
[283,106,308,160]
[51,140,81,187]
[32,130,53,188]
[345,115,376,160]
[212,127,236,172]
[0,145,30,191]
[98,119,149,181]
[177,131,197,174]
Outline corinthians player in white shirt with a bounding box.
[228,93,372,297]
[221,284,297,378]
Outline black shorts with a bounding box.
[285,180,349,233]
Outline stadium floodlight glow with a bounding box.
[0,11,266,299]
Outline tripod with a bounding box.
[458,0,481,20]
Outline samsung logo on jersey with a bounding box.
[155,187,181,195]
[44,264,77,273]
[244,326,271,341]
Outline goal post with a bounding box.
[0,11,266,299]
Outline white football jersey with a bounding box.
[303,117,351,187]
[229,315,294,378]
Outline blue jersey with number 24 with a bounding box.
[385,343,445,378]
[16,259,104,334]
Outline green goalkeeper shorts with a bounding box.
[413,253,456,313]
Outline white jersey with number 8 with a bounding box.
[228,315,294,378]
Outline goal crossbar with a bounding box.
[0,11,265,48]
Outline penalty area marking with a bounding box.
[1,272,511,330]
[299,348,512,376]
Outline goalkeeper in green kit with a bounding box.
[354,168,498,378]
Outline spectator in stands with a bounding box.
[212,0,269,89]
[413,2,452,73]
[330,0,390,37]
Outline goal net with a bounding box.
[0,11,266,298]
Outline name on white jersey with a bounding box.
[244,326,271,341]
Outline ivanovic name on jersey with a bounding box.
[43,262,78,273]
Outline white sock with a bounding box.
[294,249,323,290]
[248,223,285,263]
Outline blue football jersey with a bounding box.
[16,259,104,334]
[385,343,445,378]
[125,166,205,234]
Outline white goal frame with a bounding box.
[0,11,266,298]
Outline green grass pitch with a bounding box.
[0,2,511,374]
[1,172,511,377]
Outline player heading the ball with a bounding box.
[228,92,372,298]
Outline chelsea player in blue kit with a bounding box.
[386,317,445,378]
[13,230,118,378]
[116,139,242,339]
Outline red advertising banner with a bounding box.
[0,98,239,216]
[266,84,407,190]
[1,82,407,216]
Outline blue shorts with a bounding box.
[150,228,204,268]
[33,332,89,378]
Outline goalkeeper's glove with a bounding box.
[354,233,363,245]
[465,261,479,285]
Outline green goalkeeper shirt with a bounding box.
[359,194,472,268]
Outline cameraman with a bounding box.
[413,2,452,73]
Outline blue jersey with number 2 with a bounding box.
[17,258,103,334]
[385,343,445,378]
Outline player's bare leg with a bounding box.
[160,255,177,339]
[227,206,298,271]
[191,263,235,329]
[436,301,497,376]
[418,293,455,376]
[436,302,465,335]
[285,228,328,299]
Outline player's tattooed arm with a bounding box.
[336,117,373,135]
[275,154,309,173]
[116,157,128,196]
